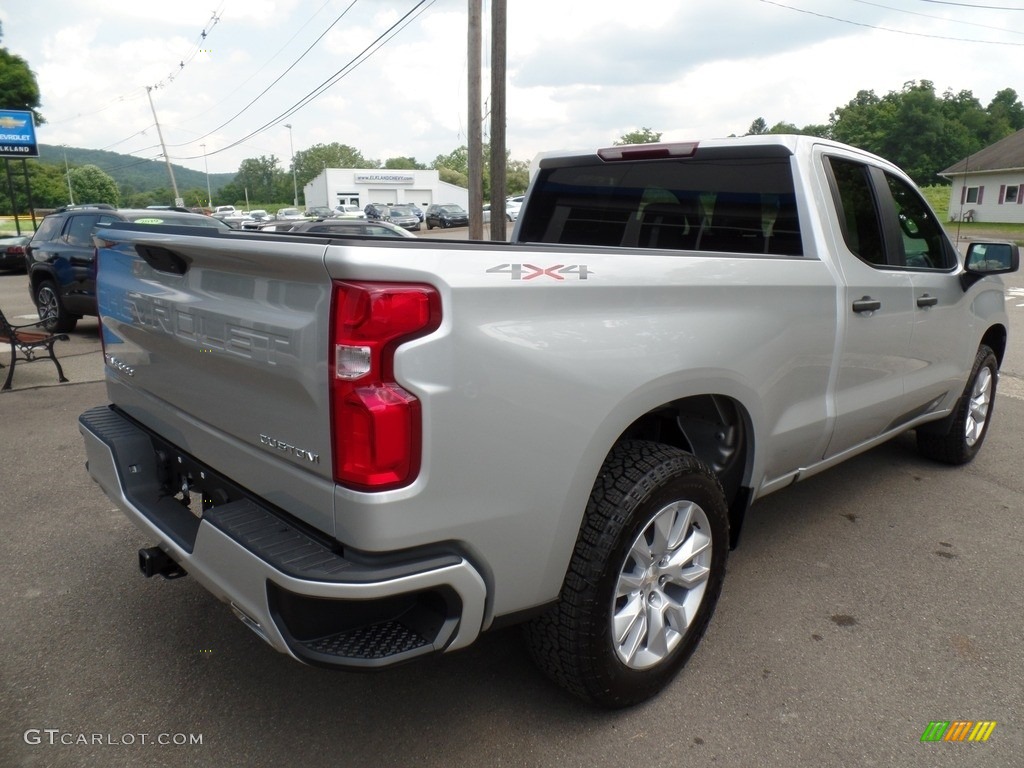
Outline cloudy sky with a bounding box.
[3,0,1024,175]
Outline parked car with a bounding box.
[288,219,417,237]
[363,203,390,220]
[26,206,230,332]
[482,203,517,224]
[0,234,30,272]
[390,202,424,222]
[506,195,524,219]
[304,206,335,219]
[255,220,305,232]
[381,205,421,231]
[240,210,273,230]
[334,204,366,218]
[220,212,255,229]
[425,203,469,229]
[274,207,304,220]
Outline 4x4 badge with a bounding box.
[486,263,591,280]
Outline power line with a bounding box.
[148,8,224,91]
[851,0,1024,35]
[181,0,434,161]
[760,0,1024,44]
[915,0,1024,9]
[165,0,361,149]
[44,5,225,130]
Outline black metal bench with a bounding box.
[0,306,70,391]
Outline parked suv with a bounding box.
[425,203,469,229]
[26,205,229,332]
[381,204,421,231]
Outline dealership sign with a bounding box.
[354,172,415,185]
[0,109,39,158]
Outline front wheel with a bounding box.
[916,344,998,464]
[525,440,729,707]
[35,280,78,333]
[441,219,452,228]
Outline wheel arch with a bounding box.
[614,393,756,549]
[980,323,1007,367]
[28,263,60,299]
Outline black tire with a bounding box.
[442,219,452,228]
[525,440,729,708]
[427,221,434,230]
[35,279,78,333]
[916,344,998,464]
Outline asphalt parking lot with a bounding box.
[1,257,1022,768]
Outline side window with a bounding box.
[62,214,100,247]
[827,157,885,266]
[884,173,955,270]
[32,216,62,242]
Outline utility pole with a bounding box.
[285,123,299,207]
[467,0,483,240]
[146,86,181,205]
[62,145,75,205]
[201,143,212,209]
[488,0,507,242]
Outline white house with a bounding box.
[302,168,469,212]
[941,128,1024,224]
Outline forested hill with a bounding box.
[36,144,235,194]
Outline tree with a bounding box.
[0,161,68,213]
[432,146,470,178]
[384,156,426,169]
[0,25,45,125]
[431,144,527,198]
[828,80,1004,185]
[222,155,282,204]
[986,88,1024,135]
[746,118,768,135]
[506,159,530,196]
[292,143,379,186]
[69,165,119,205]
[615,127,662,145]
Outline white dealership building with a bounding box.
[302,168,469,212]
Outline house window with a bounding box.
[965,186,980,204]
[1005,185,1019,204]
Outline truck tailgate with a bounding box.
[95,225,338,533]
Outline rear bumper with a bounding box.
[79,405,487,669]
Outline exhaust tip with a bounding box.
[138,546,187,579]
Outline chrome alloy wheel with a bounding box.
[611,500,712,669]
[36,284,59,325]
[965,365,993,447]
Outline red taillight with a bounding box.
[329,281,441,491]
[597,142,698,162]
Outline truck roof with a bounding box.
[531,134,891,172]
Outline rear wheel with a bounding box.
[525,440,729,707]
[916,344,998,464]
[35,280,78,333]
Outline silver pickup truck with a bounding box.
[79,135,1018,707]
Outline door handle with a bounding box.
[852,296,881,313]
[916,294,938,308]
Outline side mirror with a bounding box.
[965,241,1019,274]
[961,241,1019,290]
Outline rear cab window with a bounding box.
[518,145,802,256]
